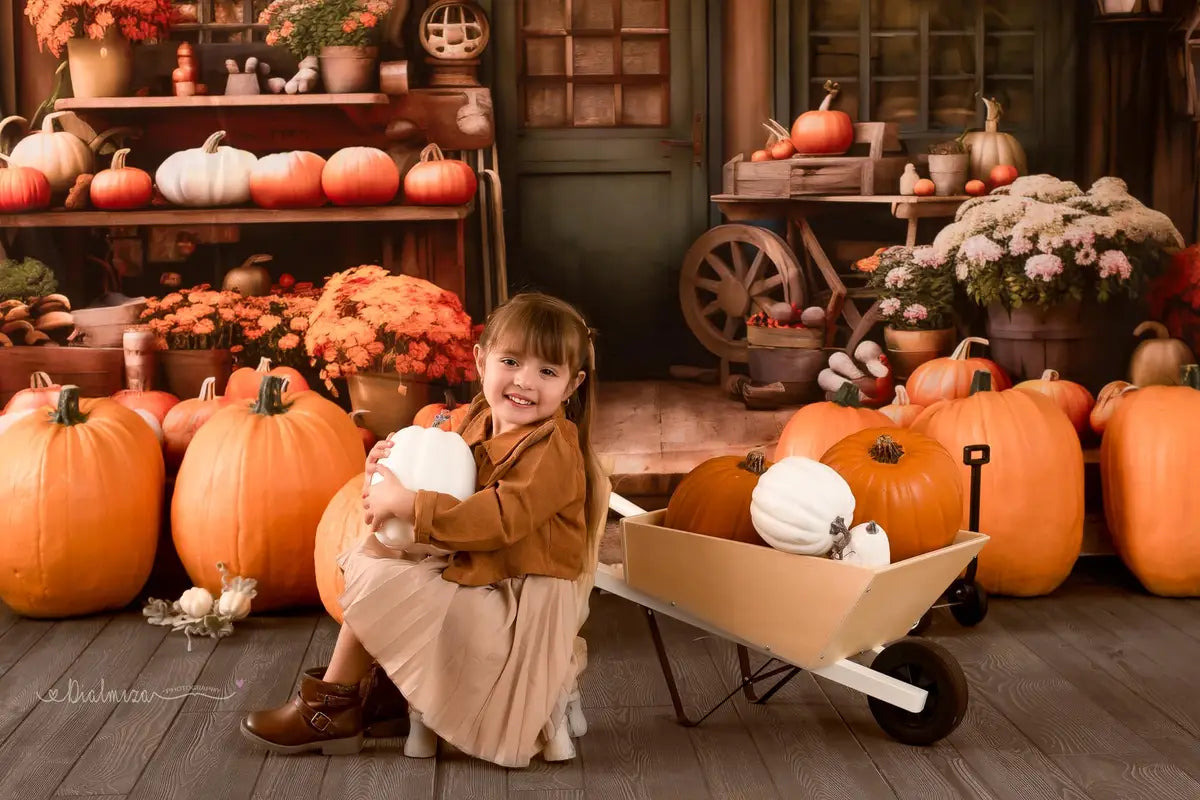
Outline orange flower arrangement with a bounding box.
[25,0,174,58]
[304,265,479,394]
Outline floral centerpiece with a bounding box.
[855,245,958,376]
[932,175,1183,311]
[304,265,478,436]
[24,0,173,57]
[259,0,392,57]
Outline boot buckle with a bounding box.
[311,711,332,731]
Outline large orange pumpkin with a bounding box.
[1013,368,1095,437]
[249,150,328,209]
[1101,364,1200,596]
[224,356,310,401]
[162,376,229,469]
[2,370,61,415]
[663,449,771,546]
[905,336,1012,407]
[790,80,854,155]
[775,383,893,461]
[1089,380,1136,437]
[172,375,364,610]
[911,371,1084,597]
[821,428,963,562]
[314,472,370,623]
[0,386,164,617]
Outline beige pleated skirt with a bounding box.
[337,535,580,768]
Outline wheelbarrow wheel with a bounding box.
[948,579,988,627]
[868,638,968,746]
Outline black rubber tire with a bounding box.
[949,579,989,627]
[868,638,969,746]
[908,608,934,636]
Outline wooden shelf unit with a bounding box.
[0,203,473,228]
[54,93,391,111]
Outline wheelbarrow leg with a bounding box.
[737,645,802,705]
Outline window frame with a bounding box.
[171,0,268,43]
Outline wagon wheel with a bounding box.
[679,224,804,363]
[868,638,969,746]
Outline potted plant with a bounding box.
[927,137,970,197]
[259,0,394,92]
[139,286,242,398]
[931,174,1184,385]
[303,265,479,437]
[23,0,174,98]
[855,245,958,378]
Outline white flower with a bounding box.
[1010,235,1033,256]
[958,235,1004,264]
[884,267,911,288]
[1024,254,1064,282]
[1098,250,1133,280]
[1075,247,1097,266]
[879,297,901,316]
[902,304,929,322]
[911,246,944,268]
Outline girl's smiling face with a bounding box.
[475,342,584,435]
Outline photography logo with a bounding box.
[38,678,244,704]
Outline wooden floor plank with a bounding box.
[182,614,318,714]
[994,600,1200,782]
[318,742,437,800]
[0,614,111,749]
[576,707,714,800]
[505,740,583,793]
[0,600,17,638]
[435,742,509,800]
[508,791,585,800]
[0,617,54,680]
[56,629,220,798]
[0,615,165,800]
[126,712,264,800]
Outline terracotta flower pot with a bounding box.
[319,46,379,93]
[883,326,956,379]
[159,349,233,399]
[66,29,133,98]
[346,371,440,439]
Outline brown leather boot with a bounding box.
[240,671,366,755]
[302,663,410,737]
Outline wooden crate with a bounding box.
[722,122,908,197]
[621,509,988,670]
[0,346,125,407]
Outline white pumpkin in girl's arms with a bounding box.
[749,456,856,555]
[830,521,891,568]
[0,409,34,438]
[372,424,477,551]
[155,130,258,207]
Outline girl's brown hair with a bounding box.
[477,292,607,559]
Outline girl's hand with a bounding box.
[362,436,394,493]
[363,463,417,532]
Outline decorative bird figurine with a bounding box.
[817,340,895,408]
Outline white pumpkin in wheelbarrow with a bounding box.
[749,456,856,555]
[155,130,258,207]
[371,424,477,555]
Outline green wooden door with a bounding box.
[492,0,711,379]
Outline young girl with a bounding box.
[241,292,607,768]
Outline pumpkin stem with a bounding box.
[819,80,840,111]
[202,130,227,153]
[255,356,273,372]
[111,148,130,170]
[950,336,989,360]
[969,370,992,395]
[1133,320,1170,340]
[832,382,862,408]
[1182,364,1200,390]
[891,385,911,406]
[420,142,446,162]
[51,385,88,426]
[252,374,291,416]
[30,370,53,389]
[0,152,11,165]
[978,94,1002,132]
[737,448,768,475]
[1040,369,1059,381]
[828,515,851,560]
[197,376,217,401]
[868,434,904,464]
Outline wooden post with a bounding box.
[721,0,773,164]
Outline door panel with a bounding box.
[493,0,711,379]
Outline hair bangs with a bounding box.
[484,297,584,369]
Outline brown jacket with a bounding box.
[411,394,588,587]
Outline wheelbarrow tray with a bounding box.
[621,509,989,672]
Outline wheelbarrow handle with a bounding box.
[962,444,989,534]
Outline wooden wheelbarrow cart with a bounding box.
[593,447,993,746]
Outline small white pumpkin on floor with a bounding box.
[749,456,856,556]
[373,425,477,552]
[829,520,891,567]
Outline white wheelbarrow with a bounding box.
[595,472,989,746]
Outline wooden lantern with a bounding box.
[418,0,491,87]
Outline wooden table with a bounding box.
[709,194,968,351]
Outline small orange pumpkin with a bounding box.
[413,390,469,432]
[821,428,963,562]
[314,472,370,623]
[664,449,772,547]
[89,148,153,210]
[1014,369,1095,437]
[0,154,51,212]
[790,80,854,155]
[905,336,1012,407]
[2,370,61,415]
[403,143,478,206]
[162,376,229,469]
[877,385,925,427]
[1089,380,1137,436]
[249,150,327,209]
[775,383,893,461]
[321,146,400,207]
[225,356,311,401]
[111,380,180,424]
